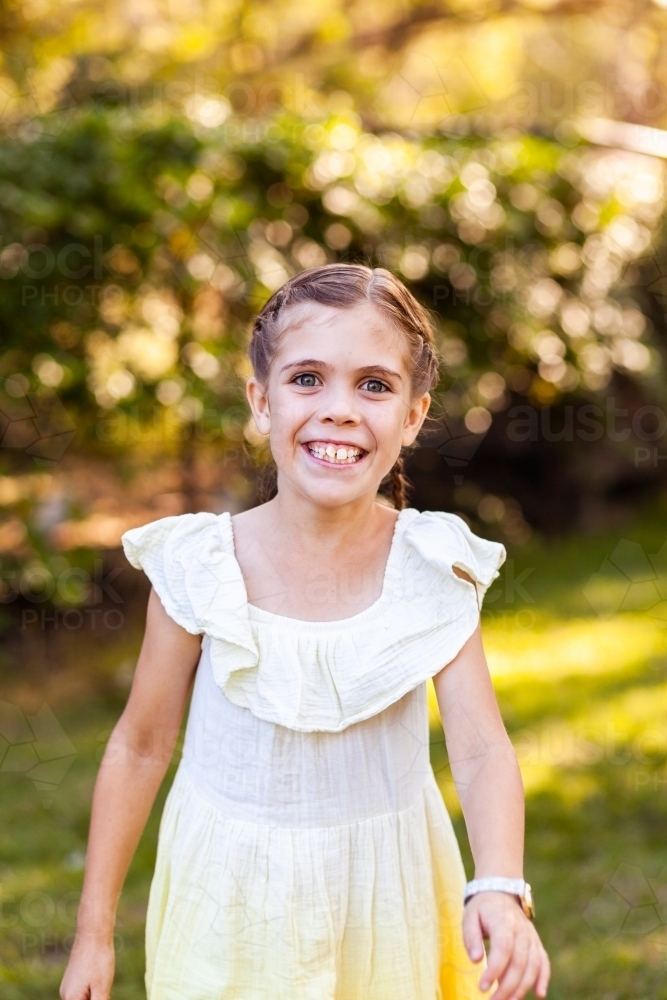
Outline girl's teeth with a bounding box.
[308,444,361,464]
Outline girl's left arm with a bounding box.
[432,602,550,1000]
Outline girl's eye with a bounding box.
[293,373,320,387]
[362,379,389,394]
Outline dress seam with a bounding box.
[178,757,432,832]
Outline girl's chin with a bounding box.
[284,464,374,505]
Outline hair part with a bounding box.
[248,263,440,510]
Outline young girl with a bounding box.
[60,263,550,1000]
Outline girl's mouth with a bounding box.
[304,441,366,466]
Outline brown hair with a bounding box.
[248,263,440,510]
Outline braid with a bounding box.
[257,463,278,503]
[389,455,409,511]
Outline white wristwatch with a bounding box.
[464,877,535,920]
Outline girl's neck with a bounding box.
[265,485,395,556]
[230,480,403,620]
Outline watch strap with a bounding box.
[464,877,527,901]
[464,877,535,920]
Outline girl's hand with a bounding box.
[59,932,115,1000]
[462,891,550,1000]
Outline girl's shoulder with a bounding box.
[121,510,218,564]
[120,510,239,636]
[399,508,507,606]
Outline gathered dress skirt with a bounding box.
[143,637,487,1000]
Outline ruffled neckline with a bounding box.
[219,506,419,632]
[121,505,506,731]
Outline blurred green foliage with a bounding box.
[2,106,664,421]
[1,0,667,602]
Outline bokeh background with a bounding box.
[1,0,667,996]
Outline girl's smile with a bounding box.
[303,440,366,466]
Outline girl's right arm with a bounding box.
[60,587,202,1000]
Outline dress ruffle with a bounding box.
[121,512,257,664]
[121,508,506,733]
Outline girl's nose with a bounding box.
[317,384,361,425]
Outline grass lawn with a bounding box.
[1,507,667,998]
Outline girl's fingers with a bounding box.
[480,929,514,993]
[507,942,541,1000]
[489,927,534,1000]
[490,948,529,1000]
[462,908,485,963]
[535,947,551,998]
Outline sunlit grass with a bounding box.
[485,614,667,680]
[428,515,667,1000]
[427,615,667,727]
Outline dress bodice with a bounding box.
[181,635,432,827]
[121,506,506,734]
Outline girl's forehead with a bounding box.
[275,301,408,360]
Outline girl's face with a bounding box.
[246,301,431,509]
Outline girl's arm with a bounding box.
[432,579,550,1000]
[59,587,202,1000]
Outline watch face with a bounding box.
[522,883,535,919]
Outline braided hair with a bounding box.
[248,263,440,510]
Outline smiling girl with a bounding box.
[60,264,550,1000]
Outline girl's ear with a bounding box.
[401,392,431,447]
[246,377,271,436]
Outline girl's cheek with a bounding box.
[368,402,407,441]
[274,390,312,423]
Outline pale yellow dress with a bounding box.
[121,506,506,1000]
